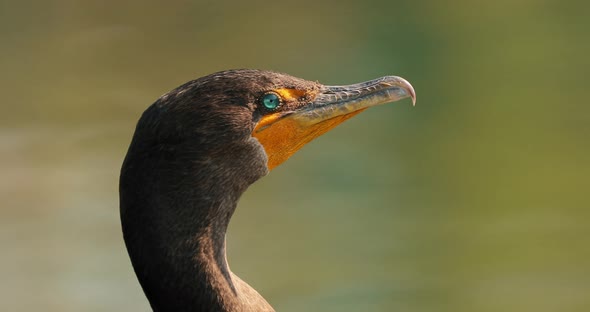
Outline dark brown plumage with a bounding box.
[120,69,415,311]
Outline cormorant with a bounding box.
[120,69,415,312]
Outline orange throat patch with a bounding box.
[252,109,366,170]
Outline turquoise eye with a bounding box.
[261,93,280,110]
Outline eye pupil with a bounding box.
[261,93,280,110]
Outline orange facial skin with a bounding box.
[253,109,365,170]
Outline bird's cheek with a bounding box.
[252,110,364,170]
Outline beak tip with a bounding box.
[396,76,416,106]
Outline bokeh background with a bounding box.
[1,0,589,311]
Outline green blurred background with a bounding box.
[1,0,589,311]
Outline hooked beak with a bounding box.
[253,76,416,170]
[291,76,415,126]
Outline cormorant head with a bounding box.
[134,69,415,174]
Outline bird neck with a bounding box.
[120,137,272,311]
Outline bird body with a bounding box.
[120,69,415,311]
